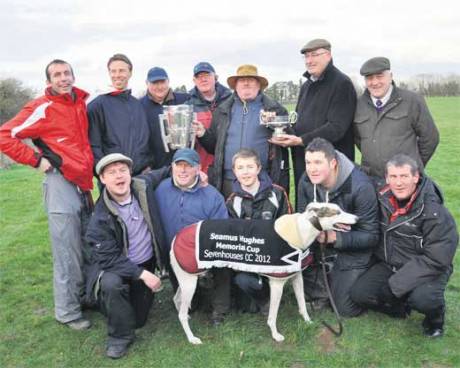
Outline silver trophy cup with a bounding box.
[259,110,297,137]
[159,104,196,152]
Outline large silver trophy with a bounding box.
[259,110,297,137]
[159,105,196,152]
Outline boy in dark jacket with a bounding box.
[226,148,292,313]
[352,154,458,337]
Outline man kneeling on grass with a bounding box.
[85,153,168,359]
[351,154,458,337]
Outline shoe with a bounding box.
[66,318,91,330]
[422,317,444,338]
[424,327,444,338]
[210,312,225,326]
[106,344,129,359]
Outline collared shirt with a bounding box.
[112,195,153,265]
[371,85,393,108]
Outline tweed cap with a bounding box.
[227,64,269,90]
[300,38,331,54]
[360,57,391,76]
[96,153,133,175]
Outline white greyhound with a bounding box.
[170,202,358,344]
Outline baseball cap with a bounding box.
[172,148,200,166]
[193,62,215,76]
[147,67,169,82]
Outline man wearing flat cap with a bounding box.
[85,153,169,358]
[187,62,232,174]
[140,67,190,169]
[194,64,290,198]
[354,57,439,180]
[270,39,357,197]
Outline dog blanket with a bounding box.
[173,219,311,275]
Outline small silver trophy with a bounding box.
[259,110,297,137]
[159,105,196,152]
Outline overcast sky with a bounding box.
[1,0,459,97]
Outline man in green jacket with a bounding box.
[354,57,439,181]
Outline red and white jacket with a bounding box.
[0,87,94,191]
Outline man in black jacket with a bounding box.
[88,54,154,176]
[351,154,458,337]
[85,153,168,359]
[270,39,356,192]
[297,138,379,317]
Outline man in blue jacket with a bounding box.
[85,153,169,359]
[154,148,230,325]
[140,67,190,169]
[88,54,154,176]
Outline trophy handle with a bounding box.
[190,112,197,149]
[158,113,170,152]
[259,109,266,125]
[289,111,298,125]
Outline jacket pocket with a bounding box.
[383,111,411,137]
[354,115,372,138]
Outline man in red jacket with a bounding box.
[0,59,94,330]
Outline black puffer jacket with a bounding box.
[226,172,292,220]
[297,157,380,270]
[198,93,290,192]
[84,167,169,304]
[377,175,458,297]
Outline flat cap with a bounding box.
[300,38,331,54]
[360,57,391,76]
[96,153,133,175]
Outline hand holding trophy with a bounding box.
[259,110,297,137]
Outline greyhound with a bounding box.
[170,202,358,344]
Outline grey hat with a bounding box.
[96,153,133,175]
[360,57,391,76]
[300,38,331,54]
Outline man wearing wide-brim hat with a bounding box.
[269,38,357,197]
[194,64,290,198]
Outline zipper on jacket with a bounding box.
[239,101,248,147]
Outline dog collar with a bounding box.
[309,216,323,231]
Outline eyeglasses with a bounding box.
[303,51,329,60]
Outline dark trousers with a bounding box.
[303,257,365,317]
[351,261,448,327]
[234,272,269,310]
[98,260,154,347]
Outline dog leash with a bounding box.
[319,234,343,337]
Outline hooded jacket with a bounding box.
[226,171,292,220]
[377,175,458,297]
[0,87,94,191]
[198,93,290,192]
[297,152,380,270]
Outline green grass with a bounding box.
[1,97,459,367]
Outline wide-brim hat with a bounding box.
[227,64,269,90]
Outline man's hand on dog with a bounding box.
[140,270,162,292]
[316,224,351,245]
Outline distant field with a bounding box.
[0,97,459,367]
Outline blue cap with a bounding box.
[147,67,168,82]
[172,148,200,166]
[193,62,215,76]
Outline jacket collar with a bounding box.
[45,86,89,103]
[147,88,175,105]
[302,59,334,82]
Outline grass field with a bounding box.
[1,97,459,367]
